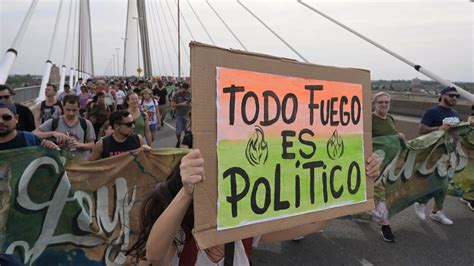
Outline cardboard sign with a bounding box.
[216,67,367,229]
[191,42,373,248]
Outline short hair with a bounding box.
[109,110,130,127]
[64,84,70,88]
[0,84,15,95]
[372,91,391,105]
[46,83,58,91]
[63,94,80,107]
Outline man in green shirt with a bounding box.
[371,91,405,243]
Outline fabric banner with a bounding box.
[372,123,473,216]
[0,147,187,265]
[216,67,367,230]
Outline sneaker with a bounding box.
[429,211,453,225]
[414,202,426,220]
[460,198,474,211]
[380,225,396,243]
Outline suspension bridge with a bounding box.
[0,1,473,265]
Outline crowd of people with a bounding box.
[0,77,193,160]
[0,81,473,264]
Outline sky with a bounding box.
[0,0,473,82]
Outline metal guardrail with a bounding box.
[13,85,40,104]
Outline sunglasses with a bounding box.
[0,114,13,121]
[117,121,135,128]
[0,95,10,100]
[377,101,390,104]
[446,94,460,99]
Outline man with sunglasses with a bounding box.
[0,85,35,132]
[418,86,461,135]
[88,110,150,161]
[414,86,462,226]
[0,102,58,151]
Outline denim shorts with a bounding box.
[149,123,158,132]
[176,116,188,134]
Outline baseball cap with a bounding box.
[0,102,17,114]
[440,86,458,95]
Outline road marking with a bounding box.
[359,258,373,266]
[164,120,175,130]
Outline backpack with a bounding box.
[51,117,88,142]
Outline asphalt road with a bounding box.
[153,116,474,266]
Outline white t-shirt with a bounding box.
[115,89,126,105]
[170,229,260,266]
[141,98,159,125]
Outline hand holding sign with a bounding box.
[365,153,381,179]
[180,149,205,195]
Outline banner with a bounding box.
[372,123,473,216]
[0,147,187,265]
[216,67,367,229]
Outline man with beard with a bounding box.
[414,86,462,225]
[88,110,150,160]
[0,102,58,150]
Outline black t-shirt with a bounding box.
[153,87,168,105]
[101,134,141,158]
[15,103,35,132]
[0,131,41,151]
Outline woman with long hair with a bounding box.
[85,92,110,139]
[128,150,382,265]
[125,92,153,145]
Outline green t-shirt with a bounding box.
[134,112,146,140]
[372,113,398,137]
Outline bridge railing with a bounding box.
[13,85,40,105]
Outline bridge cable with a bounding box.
[206,0,247,51]
[237,1,308,63]
[148,0,169,75]
[145,0,163,75]
[0,0,39,84]
[37,0,65,102]
[164,0,190,61]
[69,0,79,87]
[58,0,74,93]
[186,0,215,45]
[297,0,474,103]
[173,0,195,41]
[158,1,183,76]
[151,0,176,76]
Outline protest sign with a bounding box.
[0,147,186,265]
[191,42,373,248]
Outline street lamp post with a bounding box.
[115,48,120,77]
[112,54,116,77]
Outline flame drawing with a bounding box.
[326,130,344,160]
[245,126,269,166]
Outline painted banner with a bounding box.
[372,123,473,216]
[0,147,187,265]
[216,67,367,229]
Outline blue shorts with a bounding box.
[176,116,188,134]
[149,123,158,132]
